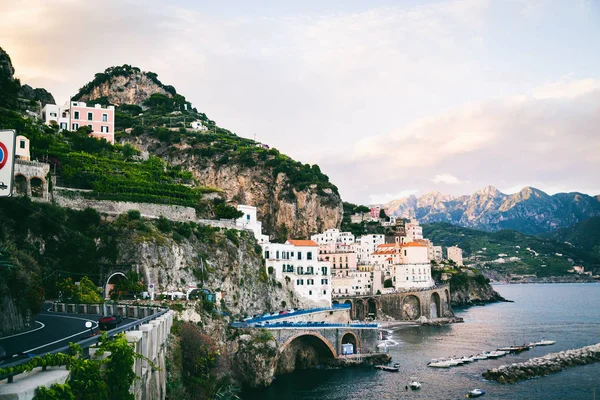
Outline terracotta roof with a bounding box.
[372,250,397,255]
[287,239,319,247]
[378,243,398,248]
[402,242,427,247]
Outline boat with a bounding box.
[374,365,399,372]
[393,363,400,368]
[485,350,508,358]
[466,389,486,398]
[427,360,455,368]
[532,339,555,346]
[497,345,529,353]
[409,381,421,390]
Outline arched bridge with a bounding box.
[333,284,453,321]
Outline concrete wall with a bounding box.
[53,190,240,230]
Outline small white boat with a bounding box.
[427,360,454,368]
[486,350,508,358]
[533,339,555,346]
[466,388,486,398]
[472,354,488,360]
[409,381,421,390]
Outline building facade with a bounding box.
[447,245,464,266]
[235,205,269,243]
[261,240,332,307]
[42,101,115,144]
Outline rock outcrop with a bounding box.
[19,84,56,107]
[483,343,600,383]
[450,278,507,307]
[73,65,176,106]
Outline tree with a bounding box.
[110,271,146,300]
[214,204,243,220]
[354,205,370,214]
[0,245,15,269]
[58,276,103,303]
[379,209,387,219]
[383,278,394,288]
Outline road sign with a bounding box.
[0,130,16,197]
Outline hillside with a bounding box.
[422,222,600,277]
[384,186,600,234]
[72,65,342,239]
[540,217,600,258]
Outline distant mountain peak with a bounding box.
[383,186,600,234]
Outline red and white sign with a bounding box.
[0,130,16,197]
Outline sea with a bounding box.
[242,283,600,400]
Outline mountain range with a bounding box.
[384,186,600,234]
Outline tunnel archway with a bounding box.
[355,299,365,321]
[341,331,359,355]
[367,298,378,320]
[430,292,441,319]
[105,272,127,299]
[402,295,421,320]
[277,332,337,375]
[14,174,27,195]
[344,300,353,319]
[30,177,44,198]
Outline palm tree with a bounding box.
[0,245,15,269]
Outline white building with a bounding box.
[404,219,423,242]
[332,270,372,297]
[235,205,269,244]
[311,229,355,246]
[190,121,208,131]
[355,234,385,263]
[370,240,434,289]
[15,135,30,161]
[261,240,332,307]
[447,245,464,266]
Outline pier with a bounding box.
[483,343,600,383]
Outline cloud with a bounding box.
[431,174,464,185]
[533,78,600,100]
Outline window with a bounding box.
[87,112,93,121]
[60,122,67,130]
[322,266,328,275]
[19,140,25,149]
[246,214,250,220]
[307,279,313,285]
[275,251,279,259]
[50,112,57,117]
[323,290,326,295]
[321,279,328,285]
[297,252,302,260]
[88,124,93,130]
[297,267,303,275]
[73,111,79,120]
[72,123,79,130]
[101,126,109,133]
[404,250,407,256]
[265,251,270,259]
[309,290,312,295]
[307,252,312,260]
[102,113,108,122]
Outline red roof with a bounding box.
[402,242,427,247]
[287,239,318,247]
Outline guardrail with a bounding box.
[0,305,169,384]
[230,321,378,329]
[238,304,351,325]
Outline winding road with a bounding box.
[0,303,130,359]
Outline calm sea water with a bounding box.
[243,283,600,400]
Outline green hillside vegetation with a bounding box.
[422,222,600,277]
[540,217,600,258]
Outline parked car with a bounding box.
[98,315,123,330]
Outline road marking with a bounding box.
[23,321,99,354]
[0,321,45,341]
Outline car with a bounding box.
[98,315,123,330]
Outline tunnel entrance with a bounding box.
[276,333,336,375]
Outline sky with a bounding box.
[1,0,599,204]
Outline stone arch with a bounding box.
[277,331,337,375]
[105,272,127,299]
[355,299,366,321]
[344,300,353,319]
[30,177,44,198]
[430,292,441,319]
[367,298,378,319]
[332,300,339,305]
[402,295,421,320]
[14,174,27,196]
[341,331,359,355]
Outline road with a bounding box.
[0,303,131,359]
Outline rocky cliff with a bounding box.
[449,275,507,307]
[73,65,176,106]
[384,186,600,234]
[126,134,343,240]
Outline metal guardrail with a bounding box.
[238,304,351,325]
[0,306,169,383]
[230,321,378,329]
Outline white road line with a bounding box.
[0,321,45,341]
[23,322,99,354]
